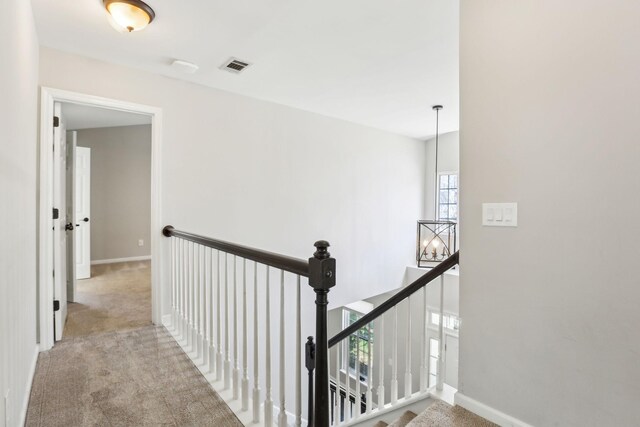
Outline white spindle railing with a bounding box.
[242,259,249,411]
[437,275,445,392]
[404,296,412,399]
[166,228,456,427]
[166,232,312,427]
[390,305,398,405]
[253,261,261,423]
[233,256,240,400]
[224,254,231,390]
[265,266,273,427]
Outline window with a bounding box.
[438,173,458,221]
[342,310,374,381]
[430,312,460,331]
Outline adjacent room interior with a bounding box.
[57,103,153,339]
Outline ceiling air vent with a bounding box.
[221,57,251,74]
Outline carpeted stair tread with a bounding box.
[387,410,418,427]
[373,422,389,427]
[406,401,498,427]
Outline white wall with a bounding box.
[459,1,640,426]
[0,0,40,425]
[39,47,426,421]
[39,47,426,309]
[76,125,152,261]
[424,131,459,220]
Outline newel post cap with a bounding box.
[162,225,174,237]
[309,240,336,291]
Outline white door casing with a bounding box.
[52,102,68,341]
[39,87,163,351]
[75,146,91,280]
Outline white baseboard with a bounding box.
[18,345,39,427]
[454,392,533,427]
[91,255,151,265]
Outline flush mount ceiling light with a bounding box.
[104,0,155,33]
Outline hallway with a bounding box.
[26,262,241,426]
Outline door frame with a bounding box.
[38,87,163,351]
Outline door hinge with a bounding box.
[53,300,60,312]
[52,208,59,220]
[53,116,60,128]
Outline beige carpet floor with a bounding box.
[374,401,497,427]
[65,261,153,338]
[406,401,497,427]
[26,261,242,426]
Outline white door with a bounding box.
[66,131,77,301]
[75,146,91,279]
[53,102,68,341]
[444,335,459,389]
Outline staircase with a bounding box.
[373,401,497,427]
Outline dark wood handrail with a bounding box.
[162,225,310,277]
[328,251,459,348]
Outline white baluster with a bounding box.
[278,270,287,427]
[224,253,231,390]
[437,275,445,391]
[345,337,351,423]
[188,242,194,351]
[202,247,210,367]
[355,333,361,419]
[233,256,240,399]
[196,244,203,359]
[198,246,209,364]
[181,239,187,340]
[216,251,223,382]
[253,261,261,423]
[390,306,398,405]
[295,276,302,427]
[420,287,427,392]
[192,243,198,353]
[377,315,385,409]
[334,345,341,426]
[171,238,176,329]
[405,296,412,399]
[208,248,216,374]
[265,266,273,427]
[366,323,372,415]
[242,258,249,411]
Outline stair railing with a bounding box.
[162,224,458,427]
[324,252,459,426]
[163,225,336,427]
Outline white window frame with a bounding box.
[341,308,373,382]
[437,171,459,222]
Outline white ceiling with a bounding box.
[62,103,151,130]
[33,0,459,139]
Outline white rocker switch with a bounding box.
[483,203,518,227]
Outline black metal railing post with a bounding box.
[305,336,316,426]
[308,241,336,427]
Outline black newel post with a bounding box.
[308,240,336,427]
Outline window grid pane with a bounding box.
[438,174,458,221]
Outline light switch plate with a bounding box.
[483,203,518,227]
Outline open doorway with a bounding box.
[61,103,153,338]
[39,88,163,351]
